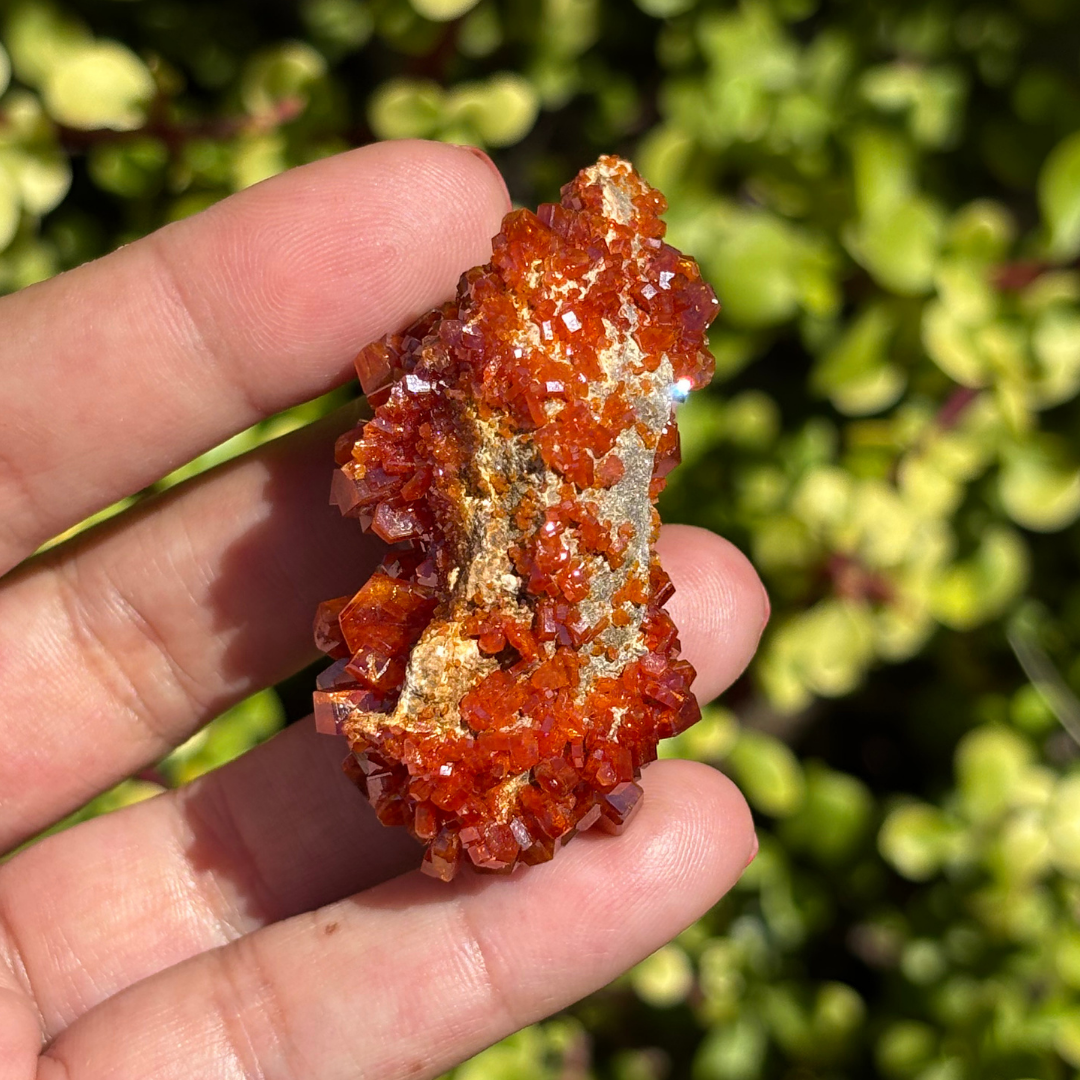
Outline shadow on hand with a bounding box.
[181,400,432,925]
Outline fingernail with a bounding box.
[745,831,759,868]
[453,143,512,209]
[759,582,771,636]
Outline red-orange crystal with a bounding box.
[314,156,718,880]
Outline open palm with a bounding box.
[0,140,765,1080]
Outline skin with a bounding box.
[0,140,769,1080]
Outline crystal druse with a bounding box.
[313,156,718,880]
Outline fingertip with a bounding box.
[371,137,511,231]
[635,758,756,899]
[658,524,768,704]
[541,759,754,938]
[446,143,513,216]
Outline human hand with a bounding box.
[0,140,767,1079]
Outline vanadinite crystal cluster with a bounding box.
[313,156,718,880]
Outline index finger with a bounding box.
[0,140,510,575]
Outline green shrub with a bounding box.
[9,0,1080,1075]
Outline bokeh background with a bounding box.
[8,0,1080,1075]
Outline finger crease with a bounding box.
[212,936,291,1080]
[179,781,284,939]
[35,1049,74,1080]
[452,899,520,1038]
[53,553,208,754]
[0,449,47,575]
[0,891,48,1045]
[144,232,274,424]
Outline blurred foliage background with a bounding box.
[9,0,1080,1075]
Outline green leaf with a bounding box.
[1056,931,1080,990]
[934,259,996,325]
[860,63,967,148]
[537,0,601,61]
[454,1022,582,1079]
[930,526,1028,629]
[878,802,960,881]
[955,726,1034,824]
[1031,304,1080,408]
[694,1016,767,1080]
[728,730,806,818]
[367,77,443,140]
[848,195,944,296]
[723,390,781,449]
[779,763,873,864]
[945,199,1015,262]
[1049,776,1080,880]
[0,89,52,147]
[1,145,71,214]
[791,464,854,535]
[813,303,905,415]
[989,808,1052,884]
[635,0,697,15]
[849,126,913,218]
[876,1021,936,1079]
[301,0,374,52]
[829,362,907,412]
[697,4,799,94]
[0,42,10,98]
[409,0,480,20]
[1039,129,1080,261]
[710,213,801,327]
[660,704,739,761]
[772,599,877,702]
[629,945,694,1008]
[240,42,326,117]
[1009,682,1057,736]
[443,72,539,148]
[921,300,989,387]
[0,165,20,253]
[1056,1009,1080,1068]
[458,3,502,58]
[1020,273,1080,325]
[812,982,866,1053]
[88,138,166,198]
[43,42,155,131]
[230,132,287,190]
[999,437,1080,532]
[3,0,89,88]
[162,689,284,785]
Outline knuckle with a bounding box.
[210,936,290,1080]
[450,900,522,1039]
[52,550,204,753]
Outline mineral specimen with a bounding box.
[314,155,718,880]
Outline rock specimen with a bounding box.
[313,156,718,880]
